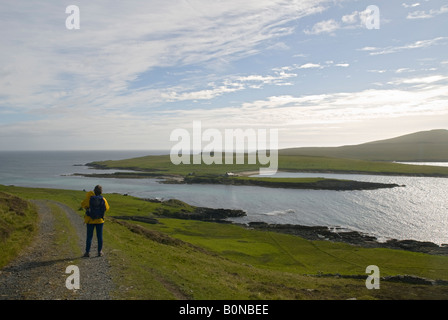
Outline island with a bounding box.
[71,169,401,191]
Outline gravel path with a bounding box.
[0,200,115,300]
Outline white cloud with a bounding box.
[161,75,448,131]
[298,63,323,69]
[358,46,378,52]
[341,11,359,24]
[2,73,447,150]
[388,75,448,86]
[402,3,421,9]
[341,9,372,26]
[407,5,448,19]
[395,68,414,74]
[359,37,448,55]
[304,19,340,35]
[160,68,299,102]
[161,85,243,102]
[237,70,298,85]
[140,59,354,103]
[305,7,376,36]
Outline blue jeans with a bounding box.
[85,223,104,253]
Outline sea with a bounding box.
[1,150,447,245]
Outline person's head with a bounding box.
[94,185,103,196]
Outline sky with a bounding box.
[0,0,447,151]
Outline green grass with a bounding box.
[0,191,39,268]
[90,153,448,177]
[145,218,448,279]
[3,184,448,300]
[278,155,448,176]
[90,154,262,176]
[105,216,448,300]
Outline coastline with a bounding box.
[129,197,448,256]
[67,162,446,249]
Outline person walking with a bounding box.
[81,185,110,257]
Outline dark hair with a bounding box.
[94,185,103,196]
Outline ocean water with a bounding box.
[0,151,447,245]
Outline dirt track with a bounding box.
[0,200,114,300]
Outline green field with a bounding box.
[89,153,448,177]
[2,184,448,300]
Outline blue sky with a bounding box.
[0,0,447,150]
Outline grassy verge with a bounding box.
[2,184,448,299]
[0,191,39,269]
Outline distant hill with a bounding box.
[279,129,448,161]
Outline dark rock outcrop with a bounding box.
[155,206,246,222]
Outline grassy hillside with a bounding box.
[2,184,448,300]
[86,130,448,178]
[279,129,448,161]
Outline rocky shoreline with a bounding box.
[245,222,448,256]
[111,212,448,256]
[117,197,448,256]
